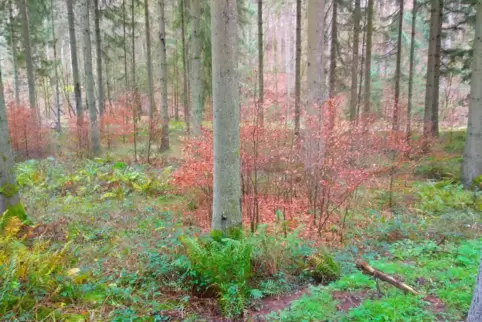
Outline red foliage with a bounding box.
[6,101,49,160]
[173,97,412,239]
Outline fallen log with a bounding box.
[356,260,420,295]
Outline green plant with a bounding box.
[306,250,341,284]
[180,233,252,317]
[415,180,476,215]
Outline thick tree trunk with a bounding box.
[461,0,482,188]
[0,62,26,222]
[407,0,417,141]
[159,0,170,150]
[19,0,36,111]
[67,0,83,125]
[363,0,374,116]
[258,0,265,127]
[9,0,20,106]
[350,0,361,121]
[82,0,101,155]
[392,0,404,132]
[468,253,482,322]
[51,0,61,132]
[191,0,202,136]
[94,0,104,117]
[145,0,155,161]
[211,0,242,232]
[294,0,302,137]
[329,0,337,98]
[180,0,191,134]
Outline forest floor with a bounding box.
[1,127,481,321]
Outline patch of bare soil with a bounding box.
[331,290,373,311]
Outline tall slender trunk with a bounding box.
[159,0,170,150]
[82,0,101,155]
[407,0,417,141]
[363,0,374,116]
[294,0,302,137]
[180,0,191,133]
[51,0,61,132]
[392,0,404,132]
[258,0,264,127]
[432,0,443,137]
[145,0,155,161]
[0,64,25,220]
[19,0,36,111]
[67,0,83,125]
[350,0,361,121]
[460,0,482,188]
[423,0,441,139]
[211,0,242,232]
[191,0,202,136]
[329,0,337,98]
[357,22,366,119]
[123,0,128,90]
[9,0,20,106]
[94,0,104,117]
[174,37,180,121]
[132,0,138,161]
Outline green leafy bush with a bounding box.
[306,250,341,284]
[415,181,476,215]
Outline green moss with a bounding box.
[1,202,30,230]
[0,183,19,198]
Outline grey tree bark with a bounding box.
[67,0,83,125]
[363,0,374,116]
[19,0,36,111]
[9,0,20,106]
[423,0,441,139]
[258,0,264,127]
[329,0,337,98]
[431,0,443,137]
[145,0,155,161]
[392,0,404,132]
[82,0,101,155]
[0,62,24,218]
[51,0,61,132]
[461,0,482,188]
[350,0,361,121]
[294,0,301,137]
[94,0,105,117]
[180,0,191,134]
[211,0,242,232]
[159,0,170,150]
[407,0,417,141]
[191,0,202,136]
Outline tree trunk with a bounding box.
[51,0,61,132]
[211,0,242,232]
[258,0,264,127]
[294,0,302,137]
[82,0,101,155]
[191,0,202,136]
[392,0,404,132]
[406,0,417,142]
[350,0,361,121]
[431,0,443,137]
[67,0,83,125]
[94,0,104,117]
[9,0,20,106]
[132,0,138,161]
[305,0,326,167]
[461,0,482,188]
[19,0,36,111]
[123,0,128,90]
[468,253,482,322]
[329,0,337,98]
[180,0,191,134]
[363,0,374,116]
[145,0,155,161]
[423,0,441,139]
[159,0,170,150]
[0,61,26,222]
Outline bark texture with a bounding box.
[159,0,170,150]
[191,0,202,136]
[211,0,242,232]
[67,0,83,124]
[19,0,36,110]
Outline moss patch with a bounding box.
[1,202,30,231]
[0,183,19,198]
